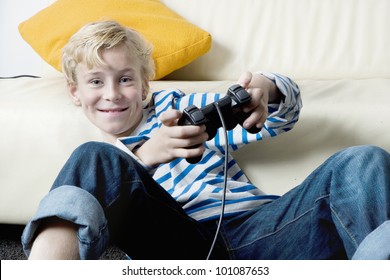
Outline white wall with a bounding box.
[0,0,54,77]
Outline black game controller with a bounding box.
[178,84,261,163]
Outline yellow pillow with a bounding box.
[18,0,211,80]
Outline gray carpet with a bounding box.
[0,224,128,260]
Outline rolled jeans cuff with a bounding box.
[352,220,390,260]
[21,185,109,259]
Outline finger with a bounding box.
[256,110,268,128]
[171,131,209,148]
[242,87,263,113]
[166,124,207,140]
[174,145,206,160]
[243,105,268,130]
[237,71,252,89]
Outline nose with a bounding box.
[103,82,122,101]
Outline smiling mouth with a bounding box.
[98,107,129,113]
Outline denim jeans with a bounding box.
[22,143,390,259]
[352,221,390,259]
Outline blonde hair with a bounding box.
[62,20,155,93]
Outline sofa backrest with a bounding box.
[163,0,390,81]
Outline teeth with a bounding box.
[100,108,127,113]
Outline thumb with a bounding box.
[160,109,182,127]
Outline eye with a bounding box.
[120,76,133,84]
[89,79,103,87]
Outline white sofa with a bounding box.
[1,0,390,225]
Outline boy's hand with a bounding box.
[237,71,282,131]
[134,109,208,166]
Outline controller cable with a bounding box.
[206,102,229,260]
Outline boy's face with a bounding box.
[69,44,147,142]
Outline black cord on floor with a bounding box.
[0,75,41,79]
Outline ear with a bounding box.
[68,83,81,106]
[142,79,150,101]
[142,89,148,101]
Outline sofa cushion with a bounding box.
[18,0,212,80]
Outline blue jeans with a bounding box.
[22,143,390,259]
[221,145,390,259]
[352,221,390,259]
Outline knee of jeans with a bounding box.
[340,145,390,166]
[71,141,123,162]
[74,141,113,155]
[69,141,141,177]
[67,142,131,173]
[336,145,390,197]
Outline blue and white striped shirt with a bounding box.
[116,72,302,221]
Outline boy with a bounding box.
[22,21,390,259]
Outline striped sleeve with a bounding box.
[256,72,302,139]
